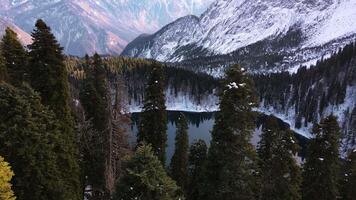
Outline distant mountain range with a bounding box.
[122,0,356,73]
[0,0,213,56]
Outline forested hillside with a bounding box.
[67,56,220,112]
[254,42,356,153]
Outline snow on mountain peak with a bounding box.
[0,0,215,56]
[122,0,356,72]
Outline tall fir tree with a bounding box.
[28,19,81,199]
[138,62,167,164]
[340,150,356,200]
[257,116,301,200]
[0,156,16,200]
[0,83,69,200]
[79,53,112,198]
[113,144,181,200]
[202,65,259,200]
[170,113,189,193]
[188,139,208,200]
[0,49,7,82]
[0,27,28,85]
[302,115,341,200]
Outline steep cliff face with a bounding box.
[123,0,356,72]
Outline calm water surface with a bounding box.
[131,111,308,165]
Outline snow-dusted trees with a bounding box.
[113,144,181,200]
[258,116,301,200]
[302,116,341,200]
[341,150,356,200]
[138,62,167,164]
[202,65,259,200]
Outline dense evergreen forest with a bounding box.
[254,42,356,153]
[0,20,355,200]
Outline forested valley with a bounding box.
[0,20,356,200]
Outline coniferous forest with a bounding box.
[0,19,356,200]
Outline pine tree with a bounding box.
[0,156,16,200]
[0,27,28,84]
[0,83,68,200]
[28,19,81,200]
[302,115,341,200]
[257,116,301,200]
[202,65,259,200]
[170,113,189,192]
[0,50,7,82]
[138,62,167,164]
[341,150,356,200]
[113,144,181,200]
[188,139,208,200]
[79,53,112,197]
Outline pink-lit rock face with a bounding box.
[0,0,214,56]
[0,18,32,45]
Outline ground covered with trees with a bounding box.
[0,20,355,200]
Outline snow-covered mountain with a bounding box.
[122,0,356,72]
[0,0,214,56]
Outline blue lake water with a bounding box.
[130,111,308,165]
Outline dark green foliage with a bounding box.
[202,65,259,200]
[0,50,7,82]
[28,19,72,121]
[187,140,208,200]
[340,150,356,200]
[302,116,341,200]
[170,113,189,192]
[138,63,167,164]
[0,83,69,200]
[0,28,28,85]
[257,116,301,200]
[113,144,181,200]
[123,62,219,118]
[79,53,110,196]
[28,19,80,199]
[254,42,356,135]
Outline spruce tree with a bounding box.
[0,27,28,84]
[170,113,189,192]
[138,62,167,164]
[0,83,68,200]
[188,139,208,200]
[79,53,111,197]
[302,116,341,200]
[0,156,16,200]
[28,19,81,199]
[113,144,181,200]
[257,116,301,200]
[341,150,356,200]
[202,65,259,200]
[0,50,7,82]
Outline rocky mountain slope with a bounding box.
[0,0,214,56]
[122,0,356,73]
[0,18,32,45]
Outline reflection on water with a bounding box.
[131,112,215,164]
[130,111,308,165]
